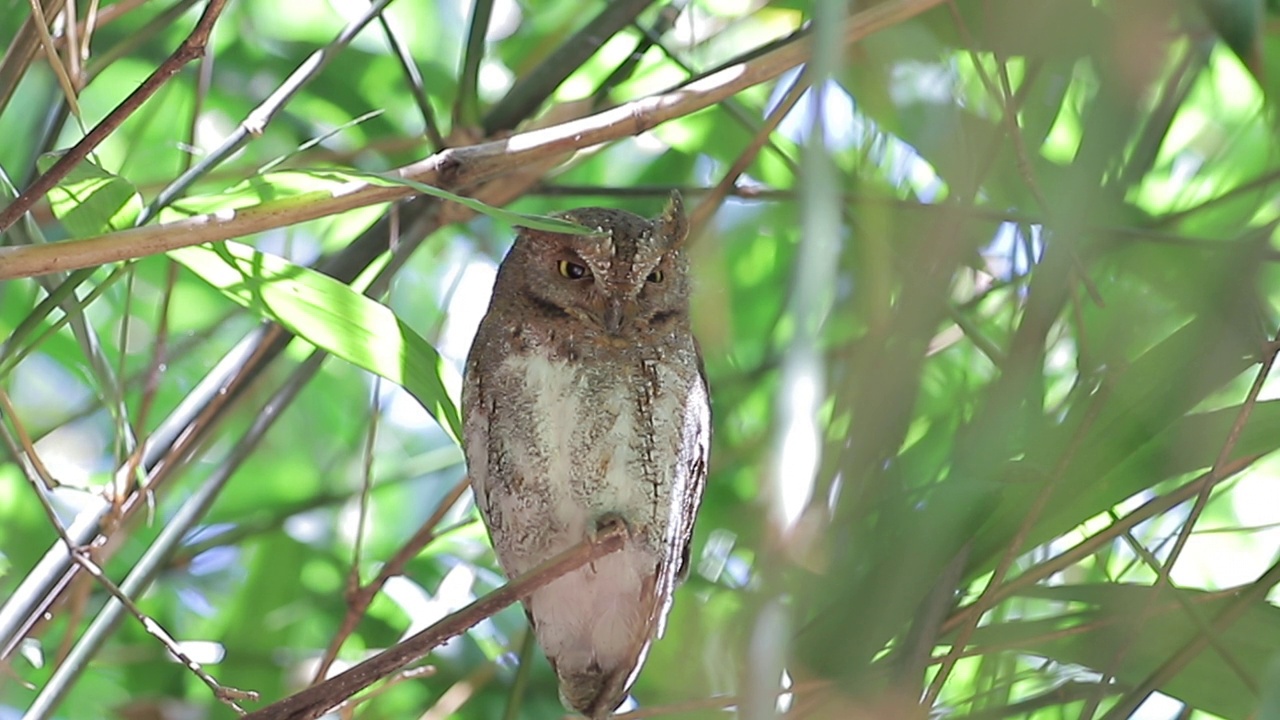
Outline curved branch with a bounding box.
[243,521,630,720]
[0,0,948,281]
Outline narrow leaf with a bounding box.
[331,168,597,234]
[37,155,143,236]
[164,168,596,236]
[169,241,462,443]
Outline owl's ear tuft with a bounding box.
[656,191,688,249]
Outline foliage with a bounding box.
[2,0,1280,719]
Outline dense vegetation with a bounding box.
[3,1,1280,718]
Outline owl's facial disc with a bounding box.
[602,297,637,335]
[550,247,654,336]
[513,201,687,338]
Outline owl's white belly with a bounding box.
[481,351,688,678]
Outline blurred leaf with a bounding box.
[1260,653,1280,719]
[969,584,1280,719]
[1198,0,1265,76]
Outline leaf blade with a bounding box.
[169,241,462,443]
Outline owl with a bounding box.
[462,192,711,718]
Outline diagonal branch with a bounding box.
[0,0,950,281]
[482,0,656,134]
[135,0,403,225]
[0,0,228,233]
[243,521,630,720]
[310,477,470,683]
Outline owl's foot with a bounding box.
[587,512,632,572]
[593,512,633,539]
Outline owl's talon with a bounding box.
[593,512,632,540]
[587,513,632,573]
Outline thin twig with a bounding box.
[938,453,1261,637]
[418,660,499,720]
[374,4,442,148]
[589,1,685,108]
[1098,558,1280,720]
[1111,529,1255,691]
[28,0,83,121]
[1081,325,1280,717]
[482,0,656,133]
[0,0,952,280]
[688,65,809,238]
[924,384,1110,705]
[0,387,60,489]
[0,394,257,713]
[500,630,536,720]
[455,0,494,129]
[62,0,84,93]
[67,549,259,712]
[244,521,631,720]
[343,378,381,617]
[0,0,229,233]
[120,262,179,505]
[135,0,403,224]
[0,0,69,116]
[310,477,470,682]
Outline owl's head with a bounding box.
[497,191,692,337]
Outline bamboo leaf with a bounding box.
[37,156,143,237]
[169,241,462,443]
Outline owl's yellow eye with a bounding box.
[646,269,664,283]
[558,260,589,279]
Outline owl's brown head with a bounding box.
[496,191,691,338]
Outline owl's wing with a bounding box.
[676,342,712,583]
[646,343,711,648]
[461,354,494,524]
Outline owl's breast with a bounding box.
[472,346,695,573]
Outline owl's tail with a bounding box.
[531,546,666,718]
[555,662,633,720]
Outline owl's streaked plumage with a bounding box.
[462,192,710,718]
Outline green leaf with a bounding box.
[1259,653,1280,719]
[340,168,600,234]
[163,167,597,235]
[37,155,143,236]
[168,240,462,443]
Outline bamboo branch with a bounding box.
[0,0,228,233]
[242,521,630,720]
[0,0,949,281]
[309,477,470,684]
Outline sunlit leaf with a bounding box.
[37,155,143,236]
[169,240,462,443]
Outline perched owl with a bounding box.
[462,192,710,718]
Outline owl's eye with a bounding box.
[646,269,664,283]
[558,260,589,280]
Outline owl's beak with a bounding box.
[602,299,635,335]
